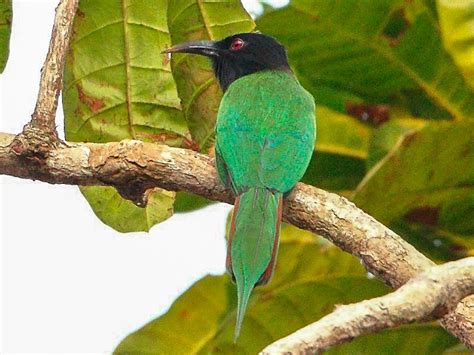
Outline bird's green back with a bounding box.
[215,70,316,194]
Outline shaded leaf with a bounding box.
[439,194,474,236]
[258,0,474,121]
[174,192,214,213]
[302,152,366,192]
[438,0,474,89]
[331,324,458,355]
[63,0,187,232]
[354,121,474,226]
[0,0,12,72]
[353,121,474,259]
[300,106,372,192]
[391,220,472,262]
[167,0,255,151]
[442,343,472,354]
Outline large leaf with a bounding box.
[353,121,474,260]
[114,225,458,354]
[437,0,474,89]
[316,105,373,160]
[258,0,474,121]
[364,117,473,260]
[167,0,255,152]
[79,186,174,233]
[0,0,12,72]
[63,0,188,232]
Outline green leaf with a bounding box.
[437,0,474,89]
[302,152,366,192]
[331,324,459,355]
[316,106,373,160]
[443,343,472,354]
[354,121,474,226]
[167,0,255,152]
[80,186,174,233]
[395,220,474,262]
[63,0,187,232]
[0,0,12,73]
[258,0,474,121]
[174,192,214,213]
[353,121,474,259]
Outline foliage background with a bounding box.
[1,0,473,353]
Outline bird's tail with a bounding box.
[226,187,283,341]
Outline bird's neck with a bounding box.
[211,59,292,92]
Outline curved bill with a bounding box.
[161,40,220,57]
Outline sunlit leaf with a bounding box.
[316,106,373,160]
[167,0,255,151]
[80,186,174,233]
[63,0,187,232]
[0,0,12,73]
[354,121,474,227]
[438,0,474,89]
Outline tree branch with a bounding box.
[261,257,474,354]
[1,0,473,350]
[0,133,444,289]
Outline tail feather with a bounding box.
[257,196,283,286]
[234,277,252,342]
[227,187,283,341]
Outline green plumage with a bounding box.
[215,70,316,339]
[231,187,281,338]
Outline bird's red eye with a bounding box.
[230,38,245,51]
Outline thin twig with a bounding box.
[28,0,78,133]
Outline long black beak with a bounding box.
[161,40,220,57]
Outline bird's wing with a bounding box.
[215,71,316,194]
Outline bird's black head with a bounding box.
[163,33,291,92]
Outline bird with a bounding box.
[163,32,316,340]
